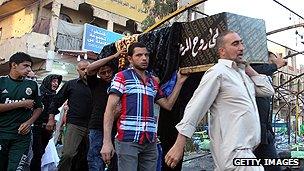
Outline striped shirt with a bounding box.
[109,68,165,144]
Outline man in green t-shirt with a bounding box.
[0,52,43,171]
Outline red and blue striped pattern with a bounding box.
[109,68,165,144]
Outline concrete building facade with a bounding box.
[0,0,145,79]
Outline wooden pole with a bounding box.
[266,23,304,36]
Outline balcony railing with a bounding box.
[56,33,82,50]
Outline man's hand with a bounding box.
[165,133,187,168]
[18,121,32,135]
[100,142,115,165]
[176,70,189,84]
[115,49,127,58]
[165,143,184,168]
[20,100,34,109]
[46,118,56,131]
[270,55,287,69]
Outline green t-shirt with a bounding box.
[0,75,42,139]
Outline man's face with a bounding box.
[219,32,245,64]
[98,66,113,82]
[51,79,59,91]
[13,61,32,78]
[128,47,149,71]
[77,62,89,80]
[268,53,276,64]
[26,70,36,80]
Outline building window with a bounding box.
[60,13,73,23]
[91,23,100,27]
[289,76,292,91]
[280,74,285,85]
[273,75,277,85]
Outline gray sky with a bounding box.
[204,0,304,67]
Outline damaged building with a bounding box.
[0,0,144,80]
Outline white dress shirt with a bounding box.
[176,59,274,171]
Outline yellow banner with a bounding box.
[86,0,148,22]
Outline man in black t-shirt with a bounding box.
[252,52,287,171]
[49,61,92,171]
[86,50,122,171]
[0,52,43,171]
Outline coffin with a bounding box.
[99,12,268,82]
[179,12,268,73]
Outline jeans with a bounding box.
[87,129,118,171]
[156,143,162,171]
[115,140,157,171]
[87,129,104,171]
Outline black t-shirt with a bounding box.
[87,75,110,130]
[251,63,277,144]
[49,78,92,127]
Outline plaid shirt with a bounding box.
[109,68,165,144]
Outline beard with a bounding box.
[235,56,245,64]
[133,64,148,71]
[82,74,87,80]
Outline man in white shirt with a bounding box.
[164,30,274,171]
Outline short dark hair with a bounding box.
[9,52,33,68]
[127,42,146,56]
[215,30,236,52]
[103,61,116,70]
[268,51,277,58]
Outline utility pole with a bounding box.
[46,0,61,71]
[49,0,61,51]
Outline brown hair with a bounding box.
[127,42,146,56]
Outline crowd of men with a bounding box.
[0,30,287,171]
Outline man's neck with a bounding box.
[79,77,88,85]
[133,68,146,80]
[9,71,23,80]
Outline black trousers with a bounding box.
[253,128,282,171]
[30,125,53,171]
[254,137,282,171]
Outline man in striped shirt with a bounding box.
[101,42,188,171]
